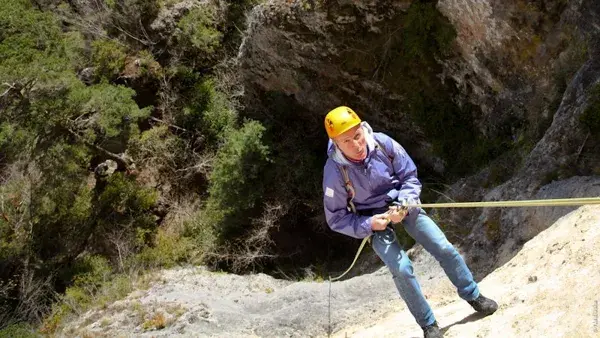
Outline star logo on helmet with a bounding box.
[327,118,334,131]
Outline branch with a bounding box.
[575,131,590,163]
[1,83,16,97]
[66,128,131,171]
[149,116,188,133]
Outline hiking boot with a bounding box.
[467,294,498,316]
[422,321,443,338]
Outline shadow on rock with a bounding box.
[440,311,488,333]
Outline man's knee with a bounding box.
[435,241,458,259]
[388,253,414,278]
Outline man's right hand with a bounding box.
[370,214,390,231]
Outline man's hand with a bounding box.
[370,214,390,231]
[387,205,407,224]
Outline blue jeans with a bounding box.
[371,209,479,328]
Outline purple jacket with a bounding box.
[322,122,422,239]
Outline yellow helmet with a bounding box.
[324,106,362,138]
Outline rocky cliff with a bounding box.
[61,204,600,337]
[235,0,600,275]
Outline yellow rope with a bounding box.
[412,197,600,208]
[329,196,600,282]
[330,237,370,282]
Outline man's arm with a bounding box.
[379,134,422,204]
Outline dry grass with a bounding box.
[142,312,167,331]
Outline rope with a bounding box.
[325,196,600,336]
[330,236,371,282]
[411,197,600,208]
[327,277,332,337]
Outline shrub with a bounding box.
[93,173,158,256]
[206,121,270,231]
[91,39,128,80]
[41,256,137,334]
[133,229,197,269]
[0,322,38,338]
[176,6,223,55]
[182,78,237,142]
[128,125,180,169]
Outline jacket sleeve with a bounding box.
[381,134,422,204]
[323,163,373,239]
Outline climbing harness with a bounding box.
[325,196,600,336]
[339,140,392,215]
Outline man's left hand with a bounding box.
[387,206,407,224]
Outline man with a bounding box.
[322,106,498,338]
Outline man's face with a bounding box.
[333,125,367,161]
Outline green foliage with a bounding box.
[0,322,39,338]
[182,78,237,142]
[208,121,269,212]
[133,229,197,268]
[41,256,136,334]
[204,121,270,238]
[184,210,218,255]
[78,82,151,139]
[0,0,215,330]
[91,39,128,80]
[135,49,162,77]
[0,123,32,163]
[0,174,30,260]
[401,1,456,60]
[62,31,87,70]
[0,0,69,83]
[71,256,113,290]
[176,6,223,55]
[33,143,93,226]
[128,125,181,170]
[580,83,600,135]
[95,173,158,243]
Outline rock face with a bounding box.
[237,0,449,172]
[437,0,591,138]
[62,204,600,337]
[237,0,594,170]
[441,0,600,275]
[236,0,600,276]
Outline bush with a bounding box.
[0,0,68,82]
[91,39,128,80]
[128,125,180,169]
[133,229,197,269]
[0,322,38,338]
[0,123,31,165]
[207,120,269,225]
[41,256,136,334]
[181,78,237,142]
[183,120,271,263]
[92,173,158,259]
[176,6,223,55]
